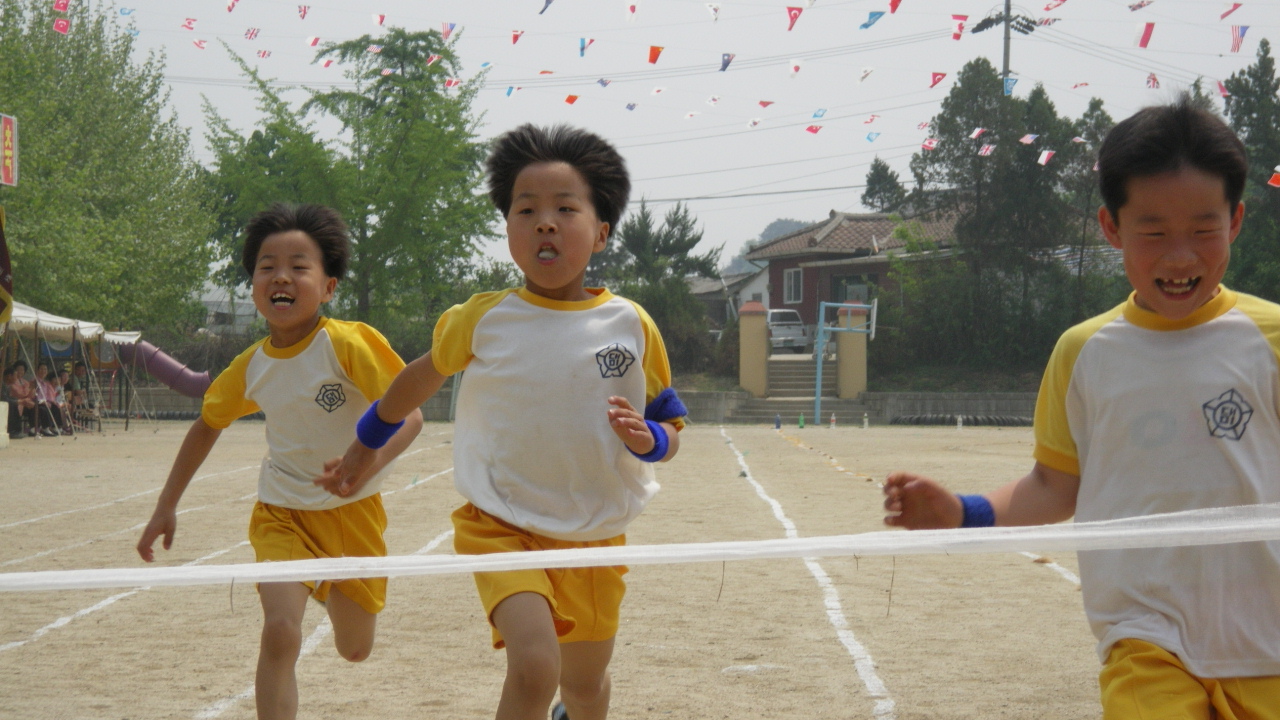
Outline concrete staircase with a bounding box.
[723,355,881,425]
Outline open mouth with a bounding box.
[270,292,295,308]
[1156,277,1199,296]
[537,243,559,261]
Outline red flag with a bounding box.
[758,100,774,107]
[426,54,442,66]
[0,208,12,325]
[322,59,334,68]
[889,0,902,12]
[180,18,196,30]
[1038,150,1055,166]
[53,17,70,34]
[1,114,15,188]
[805,125,822,134]
[306,37,319,46]
[922,138,939,150]
[648,45,664,64]
[929,72,946,88]
[444,78,461,88]
[1221,3,1242,20]
[512,30,524,44]
[193,39,208,49]
[1218,80,1230,97]
[565,95,579,104]
[1268,166,1280,187]
[786,6,803,31]
[53,0,69,11]
[1135,22,1154,48]
[951,14,968,40]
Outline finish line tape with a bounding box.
[4,502,1279,593]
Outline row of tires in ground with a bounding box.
[100,410,265,421]
[890,414,1032,427]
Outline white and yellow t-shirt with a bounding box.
[1035,287,1280,677]
[203,317,406,511]
[432,287,684,542]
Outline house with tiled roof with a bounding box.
[743,211,955,327]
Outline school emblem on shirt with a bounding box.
[315,383,347,413]
[595,343,635,378]
[1202,388,1252,441]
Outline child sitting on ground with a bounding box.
[319,124,687,720]
[137,203,422,720]
[882,97,1280,719]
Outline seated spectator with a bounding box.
[67,361,91,409]
[4,362,38,437]
[33,361,70,436]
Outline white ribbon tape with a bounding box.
[4,503,1279,593]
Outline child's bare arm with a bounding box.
[137,418,222,562]
[607,396,680,462]
[316,352,446,495]
[884,462,1079,530]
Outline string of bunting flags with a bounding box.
[37,0,1270,175]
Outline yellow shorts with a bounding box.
[248,494,388,615]
[451,503,627,649]
[1100,638,1280,720]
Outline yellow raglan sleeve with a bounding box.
[430,290,515,377]
[631,300,685,431]
[1233,292,1280,414]
[200,341,264,430]
[328,320,407,401]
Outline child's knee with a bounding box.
[559,670,609,707]
[259,616,303,660]
[333,634,374,663]
[506,646,561,700]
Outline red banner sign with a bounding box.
[1,115,16,187]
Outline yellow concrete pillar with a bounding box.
[738,301,768,398]
[836,307,867,399]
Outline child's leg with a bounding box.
[326,585,376,662]
[492,592,562,720]
[558,639,616,720]
[256,582,311,720]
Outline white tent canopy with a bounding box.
[2,302,140,345]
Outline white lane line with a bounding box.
[195,529,456,719]
[2,494,258,568]
[0,465,257,530]
[1018,551,1081,585]
[0,542,250,654]
[721,428,896,720]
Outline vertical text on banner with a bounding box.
[0,114,16,187]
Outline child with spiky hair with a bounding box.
[322,125,687,720]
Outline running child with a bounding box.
[137,203,423,720]
[319,124,687,720]
[882,98,1280,719]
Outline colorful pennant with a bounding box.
[786,6,803,31]
[861,12,884,29]
[648,46,664,64]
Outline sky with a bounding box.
[80,0,1279,264]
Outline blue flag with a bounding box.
[861,12,884,29]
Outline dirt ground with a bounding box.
[0,420,1102,719]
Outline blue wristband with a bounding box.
[629,419,669,463]
[356,400,405,450]
[959,494,995,528]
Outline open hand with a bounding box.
[607,396,655,455]
[136,509,177,562]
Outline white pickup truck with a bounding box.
[766,309,810,354]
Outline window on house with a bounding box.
[783,268,802,304]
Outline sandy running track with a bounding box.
[0,422,1101,719]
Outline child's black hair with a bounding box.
[241,203,350,280]
[485,124,631,236]
[1098,96,1247,222]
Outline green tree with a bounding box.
[613,201,721,372]
[0,0,214,330]
[861,157,907,212]
[207,29,497,354]
[1224,39,1280,302]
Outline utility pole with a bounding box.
[1002,0,1012,83]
